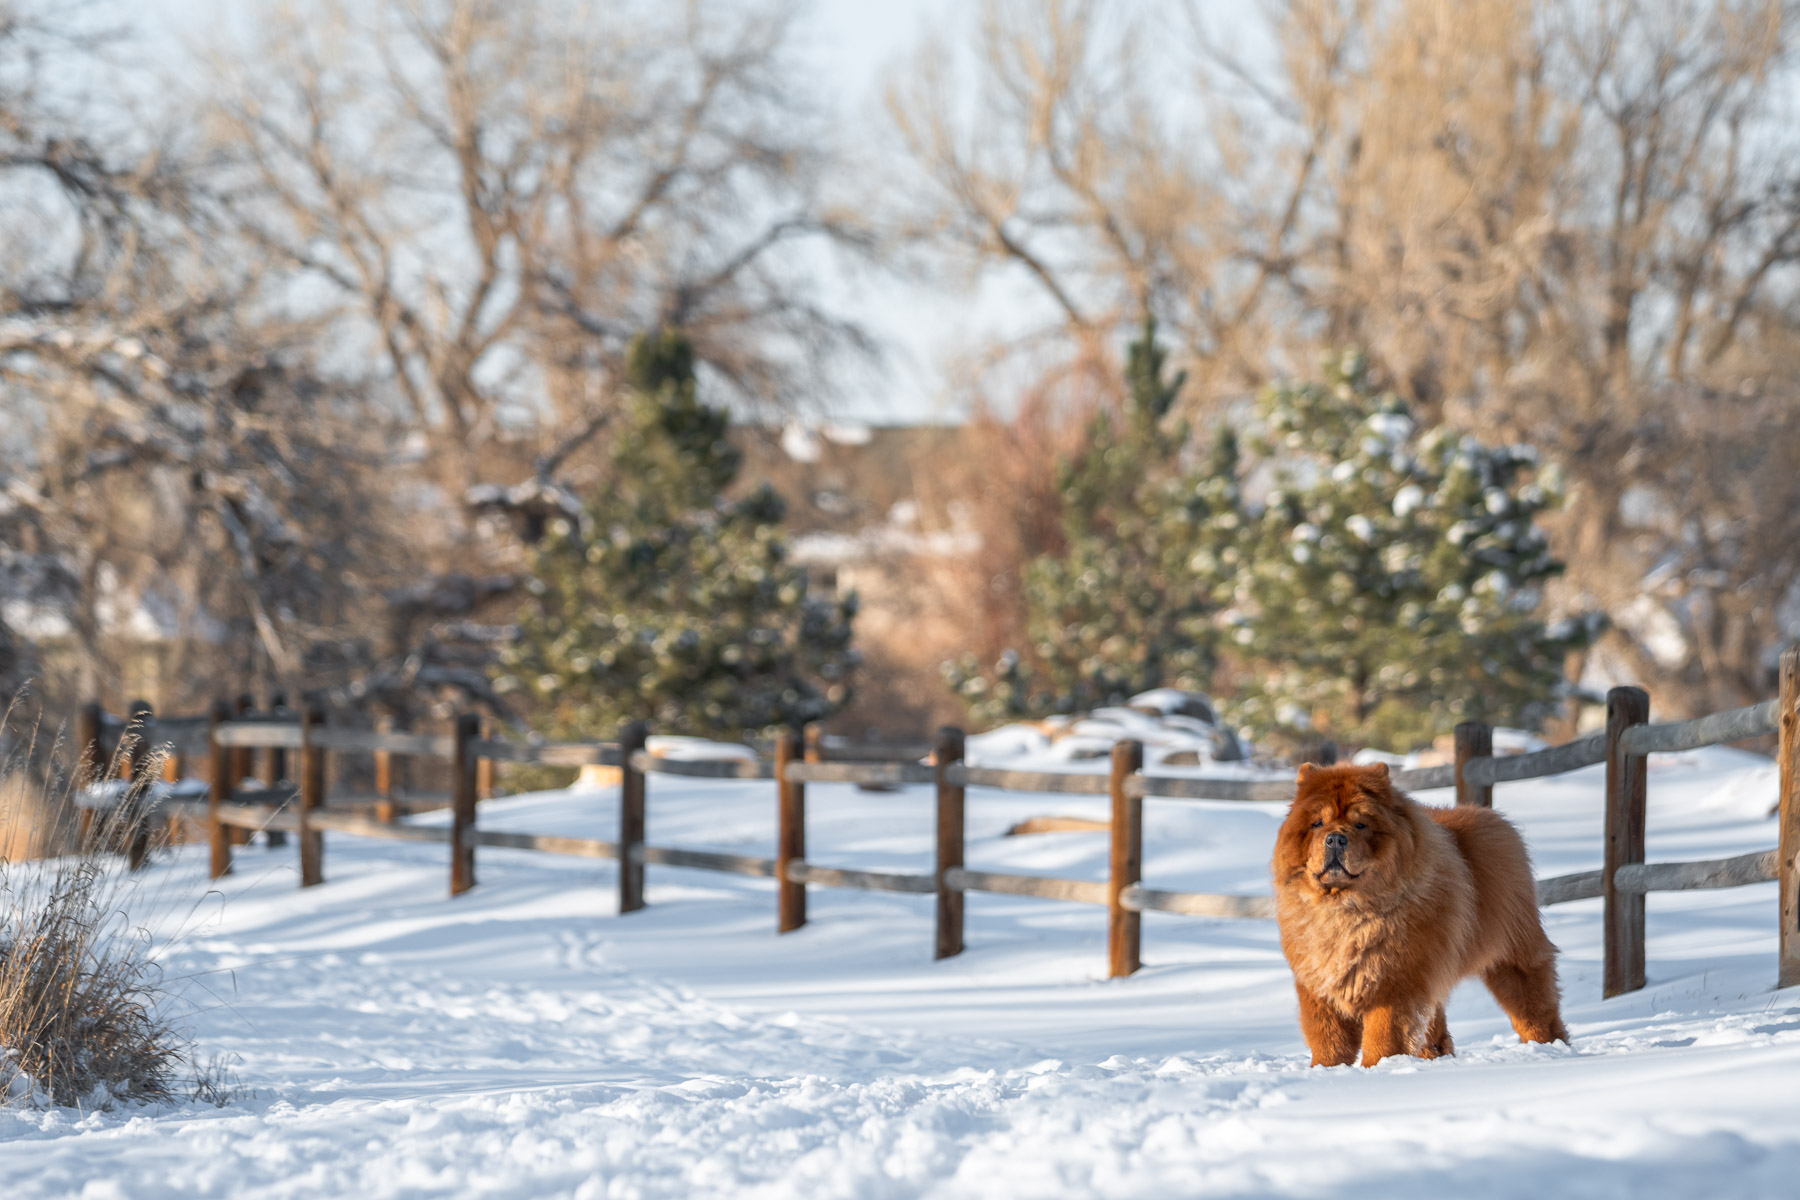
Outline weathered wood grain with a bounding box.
[782,761,937,786]
[1109,739,1144,978]
[1620,699,1779,756]
[1119,887,1275,919]
[935,726,966,961]
[1614,849,1777,894]
[1462,734,1607,787]
[782,861,935,894]
[1604,686,1650,998]
[632,844,779,877]
[942,867,1109,905]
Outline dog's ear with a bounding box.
[1362,762,1397,800]
[1296,762,1315,783]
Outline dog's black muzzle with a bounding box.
[1320,831,1354,877]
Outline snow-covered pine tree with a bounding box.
[1218,350,1589,751]
[497,329,858,741]
[944,318,1238,723]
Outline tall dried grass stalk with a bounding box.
[0,858,184,1107]
[0,708,232,1109]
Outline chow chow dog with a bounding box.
[1272,762,1568,1067]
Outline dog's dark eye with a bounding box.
[1311,819,1323,828]
[1355,823,1367,830]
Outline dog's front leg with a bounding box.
[1296,983,1361,1066]
[1359,1004,1424,1067]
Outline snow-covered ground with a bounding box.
[2,747,1796,1198]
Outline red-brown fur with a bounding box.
[1272,762,1568,1067]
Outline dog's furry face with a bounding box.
[1274,762,1413,898]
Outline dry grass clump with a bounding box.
[0,858,184,1107]
[0,712,237,1110]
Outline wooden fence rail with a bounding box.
[943,867,1110,905]
[633,844,777,877]
[1462,734,1606,787]
[1534,870,1604,906]
[625,751,772,779]
[472,739,620,767]
[783,761,938,787]
[86,643,1800,997]
[315,729,458,758]
[1126,775,1293,803]
[1121,886,1277,919]
[950,766,1111,794]
[211,724,305,750]
[1614,849,1778,894]
[783,862,936,894]
[1621,700,1782,757]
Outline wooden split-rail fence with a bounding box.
[78,648,1800,998]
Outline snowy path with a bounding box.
[2,749,1796,1197]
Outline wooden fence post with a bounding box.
[618,720,649,914]
[804,723,825,764]
[75,701,103,849]
[1109,738,1144,979]
[207,699,232,879]
[476,732,496,801]
[1777,646,1799,989]
[298,706,326,888]
[75,701,105,780]
[163,733,184,848]
[265,692,289,848]
[374,714,396,824]
[230,692,254,777]
[776,727,806,933]
[1454,721,1493,808]
[1603,685,1650,998]
[228,693,254,846]
[450,712,480,896]
[934,726,966,960]
[124,699,154,870]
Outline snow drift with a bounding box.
[0,744,1794,1198]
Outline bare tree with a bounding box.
[886,1,1186,387]
[0,1,408,714]
[207,0,874,497]
[888,0,1800,713]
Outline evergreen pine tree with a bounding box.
[1215,350,1592,750]
[498,329,858,740]
[945,317,1238,723]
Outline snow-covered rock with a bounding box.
[963,723,1053,764]
[644,736,756,762]
[1125,688,1218,724]
[965,691,1244,768]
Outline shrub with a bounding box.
[500,328,858,741]
[0,858,185,1107]
[945,317,1235,723]
[1,721,236,1109]
[1212,351,1594,750]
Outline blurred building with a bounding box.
[736,422,978,735]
